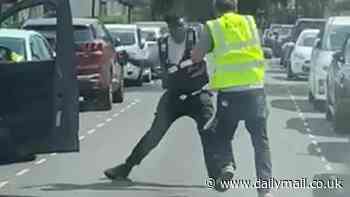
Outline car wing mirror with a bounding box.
[314,39,321,49]
[333,51,345,64]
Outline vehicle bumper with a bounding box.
[78,74,106,96]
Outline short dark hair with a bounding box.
[215,0,238,13]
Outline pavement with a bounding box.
[0,59,350,197]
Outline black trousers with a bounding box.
[125,90,217,178]
[208,89,272,192]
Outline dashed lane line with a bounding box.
[35,158,47,165]
[0,98,142,190]
[16,169,30,176]
[0,181,9,189]
[87,129,96,135]
[287,86,333,172]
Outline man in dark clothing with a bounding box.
[104,15,217,181]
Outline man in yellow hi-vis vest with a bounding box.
[192,0,273,196]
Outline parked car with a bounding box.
[23,18,125,110]
[140,26,163,81]
[281,18,326,68]
[0,29,54,62]
[106,24,147,86]
[287,29,319,79]
[309,17,350,110]
[271,24,294,57]
[136,21,169,80]
[326,35,350,133]
[0,0,79,162]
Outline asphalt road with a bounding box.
[1,59,350,197]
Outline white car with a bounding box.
[309,17,350,108]
[288,29,319,79]
[106,24,148,86]
[0,29,54,61]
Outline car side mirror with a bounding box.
[314,39,322,49]
[333,51,345,64]
[114,38,121,47]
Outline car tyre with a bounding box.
[287,62,295,79]
[99,86,112,111]
[113,80,124,103]
[333,104,349,134]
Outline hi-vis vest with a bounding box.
[10,52,24,62]
[207,13,265,91]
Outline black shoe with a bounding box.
[104,163,133,180]
[214,165,235,192]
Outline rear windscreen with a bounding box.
[24,25,93,43]
[293,21,325,41]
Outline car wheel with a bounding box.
[144,71,152,83]
[99,86,112,111]
[308,91,314,103]
[113,80,124,103]
[333,103,349,133]
[287,63,295,79]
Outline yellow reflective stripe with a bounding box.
[244,15,261,46]
[218,60,265,72]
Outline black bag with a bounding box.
[159,27,209,94]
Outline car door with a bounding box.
[335,37,350,103]
[0,0,79,156]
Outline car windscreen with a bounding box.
[24,25,93,43]
[141,30,157,41]
[325,25,350,51]
[293,21,325,41]
[297,33,317,47]
[0,37,26,59]
[108,29,136,46]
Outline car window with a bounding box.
[297,33,318,47]
[0,37,26,60]
[141,30,157,41]
[325,25,350,51]
[24,25,93,43]
[30,35,51,61]
[108,28,136,46]
[293,21,325,41]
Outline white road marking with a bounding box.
[311,140,318,145]
[79,136,86,141]
[304,122,309,127]
[315,147,322,153]
[325,164,333,171]
[50,153,57,156]
[120,109,126,113]
[0,181,9,189]
[97,123,105,128]
[35,158,47,165]
[306,128,312,133]
[16,169,30,176]
[321,157,327,162]
[308,134,315,138]
[87,129,96,135]
[113,113,120,117]
[106,118,113,122]
[126,105,132,109]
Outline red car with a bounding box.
[23,18,125,110]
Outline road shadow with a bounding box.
[266,69,286,74]
[22,179,207,192]
[271,99,317,113]
[286,117,349,138]
[308,141,350,165]
[312,173,350,197]
[125,83,164,94]
[266,83,308,97]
